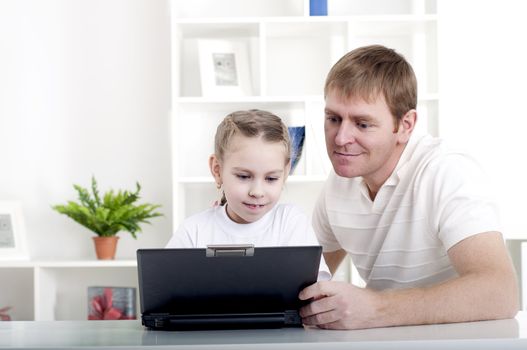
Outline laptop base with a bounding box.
[142,310,303,330]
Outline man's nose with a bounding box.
[335,122,356,146]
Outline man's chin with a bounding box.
[333,165,361,179]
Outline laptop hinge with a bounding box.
[206,244,255,257]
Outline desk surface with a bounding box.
[1,312,526,349]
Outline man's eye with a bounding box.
[357,122,370,129]
[326,115,340,123]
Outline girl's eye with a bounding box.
[266,177,279,182]
[236,174,251,180]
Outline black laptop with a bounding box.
[136,245,321,330]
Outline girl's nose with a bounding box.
[249,183,264,198]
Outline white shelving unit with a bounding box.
[0,260,138,321]
[522,242,527,310]
[0,0,438,321]
[170,0,439,236]
[171,0,438,286]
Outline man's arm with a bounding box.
[299,231,519,329]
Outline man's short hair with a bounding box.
[324,45,417,129]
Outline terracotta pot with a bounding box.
[92,236,119,260]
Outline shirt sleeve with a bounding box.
[425,153,502,250]
[165,222,196,248]
[312,182,342,253]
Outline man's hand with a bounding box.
[298,281,382,330]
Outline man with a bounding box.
[299,45,519,330]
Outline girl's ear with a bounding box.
[284,160,292,181]
[209,154,222,184]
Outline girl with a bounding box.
[166,109,330,279]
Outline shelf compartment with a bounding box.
[174,101,306,178]
[35,266,139,321]
[171,0,304,18]
[0,267,34,321]
[348,18,438,95]
[329,0,437,16]
[174,22,260,97]
[264,21,348,96]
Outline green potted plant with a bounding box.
[53,176,162,260]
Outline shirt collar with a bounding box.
[382,132,426,187]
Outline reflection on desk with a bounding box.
[0,312,526,349]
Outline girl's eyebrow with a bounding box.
[232,167,284,175]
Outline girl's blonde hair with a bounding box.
[214,109,291,206]
[214,109,291,164]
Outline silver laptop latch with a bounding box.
[206,244,255,257]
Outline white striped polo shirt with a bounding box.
[313,134,501,290]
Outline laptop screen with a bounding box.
[137,246,321,319]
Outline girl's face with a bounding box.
[210,134,290,224]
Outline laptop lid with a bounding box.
[136,245,321,330]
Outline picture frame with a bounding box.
[0,201,29,260]
[197,39,253,97]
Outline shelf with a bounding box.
[174,96,322,103]
[171,0,438,19]
[0,260,137,268]
[175,94,438,104]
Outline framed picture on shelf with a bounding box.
[0,201,29,260]
[197,39,253,97]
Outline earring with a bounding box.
[212,183,223,207]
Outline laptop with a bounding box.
[136,245,322,330]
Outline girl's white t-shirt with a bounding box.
[166,203,331,280]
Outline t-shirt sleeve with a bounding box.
[426,153,502,250]
[165,222,196,248]
[312,185,342,252]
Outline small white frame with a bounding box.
[197,39,253,97]
[0,201,29,260]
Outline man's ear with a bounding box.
[209,154,222,185]
[398,109,417,143]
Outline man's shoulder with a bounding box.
[410,134,481,174]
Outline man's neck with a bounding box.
[364,143,408,201]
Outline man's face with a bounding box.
[324,90,410,192]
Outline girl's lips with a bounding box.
[243,203,265,210]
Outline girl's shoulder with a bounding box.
[180,206,222,227]
[272,203,308,219]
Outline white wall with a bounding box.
[0,0,172,259]
[438,0,527,240]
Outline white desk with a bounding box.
[1,312,526,349]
